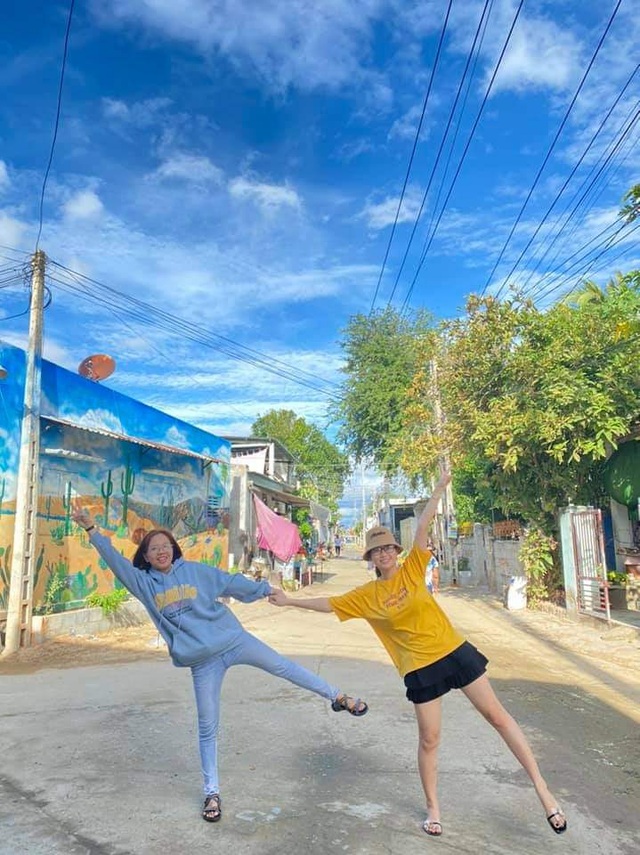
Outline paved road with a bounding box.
[1,552,638,854]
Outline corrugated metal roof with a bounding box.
[248,471,309,508]
[42,416,224,464]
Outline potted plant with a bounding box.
[607,571,628,610]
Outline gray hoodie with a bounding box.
[89,531,271,667]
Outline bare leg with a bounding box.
[414,698,443,833]
[461,674,566,830]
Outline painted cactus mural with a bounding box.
[62,480,73,536]
[101,469,113,527]
[0,543,11,610]
[0,338,232,619]
[120,458,136,526]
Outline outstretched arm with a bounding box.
[71,501,141,595]
[269,589,332,613]
[414,470,451,551]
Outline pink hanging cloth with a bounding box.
[253,494,302,561]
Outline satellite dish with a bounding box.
[78,354,116,382]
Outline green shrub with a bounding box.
[86,588,129,616]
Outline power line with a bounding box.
[35,0,76,252]
[369,0,454,313]
[526,215,625,302]
[46,261,339,397]
[485,0,624,300]
[385,0,494,307]
[517,101,640,295]
[495,64,639,299]
[400,0,526,312]
[532,218,640,305]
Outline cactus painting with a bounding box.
[0,543,11,609]
[69,566,98,600]
[62,481,73,536]
[120,457,136,526]
[101,469,113,528]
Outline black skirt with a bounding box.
[404,641,488,704]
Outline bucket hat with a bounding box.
[363,525,402,560]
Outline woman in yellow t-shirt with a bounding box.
[268,472,567,839]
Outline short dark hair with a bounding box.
[133,529,183,569]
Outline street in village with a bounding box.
[1,548,639,855]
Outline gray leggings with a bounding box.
[191,631,340,795]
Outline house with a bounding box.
[224,436,330,573]
[0,340,230,649]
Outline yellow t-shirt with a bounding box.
[329,545,465,677]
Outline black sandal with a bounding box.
[203,793,222,823]
[422,818,443,836]
[331,694,369,717]
[546,809,567,834]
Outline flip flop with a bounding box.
[422,818,443,836]
[546,808,567,834]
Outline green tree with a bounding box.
[621,183,640,223]
[442,283,640,531]
[390,273,640,534]
[332,306,436,475]
[251,409,349,513]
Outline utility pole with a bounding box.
[429,356,458,584]
[3,250,46,655]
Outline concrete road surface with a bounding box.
[1,552,639,855]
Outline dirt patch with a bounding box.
[0,624,166,675]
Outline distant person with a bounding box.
[425,539,440,594]
[334,534,343,557]
[71,504,368,825]
[269,472,566,838]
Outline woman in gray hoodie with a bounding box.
[72,505,368,823]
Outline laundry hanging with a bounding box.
[253,494,302,561]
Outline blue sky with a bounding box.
[0,0,638,497]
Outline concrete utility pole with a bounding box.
[3,250,46,655]
[429,357,458,584]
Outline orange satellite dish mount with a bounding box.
[78,354,116,382]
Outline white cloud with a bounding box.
[102,96,173,126]
[493,13,583,94]
[359,189,423,230]
[164,425,189,447]
[153,153,224,185]
[0,211,27,248]
[73,408,127,434]
[442,1,583,96]
[0,161,9,191]
[256,264,376,302]
[388,104,426,141]
[93,0,387,93]
[1,330,78,370]
[63,190,104,221]
[229,176,301,210]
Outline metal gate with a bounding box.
[570,508,610,620]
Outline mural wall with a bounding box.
[0,341,231,616]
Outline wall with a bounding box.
[457,524,523,593]
[229,464,254,570]
[610,498,635,572]
[0,340,231,615]
[399,516,417,550]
